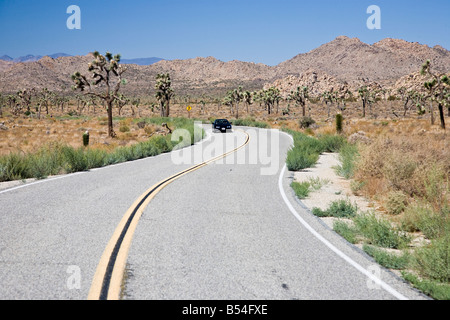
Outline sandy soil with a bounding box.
[293,152,375,230]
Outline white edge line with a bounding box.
[278,131,408,300]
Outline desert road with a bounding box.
[0,125,426,300]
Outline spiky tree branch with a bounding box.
[71,51,127,137]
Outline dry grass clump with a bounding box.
[353,133,449,202]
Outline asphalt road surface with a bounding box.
[0,125,427,300]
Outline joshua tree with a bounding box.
[36,88,54,119]
[421,60,450,129]
[16,89,34,116]
[155,73,174,117]
[322,90,336,119]
[261,87,281,115]
[72,51,127,137]
[289,86,309,117]
[336,89,352,114]
[358,86,376,118]
[222,93,234,115]
[232,86,244,119]
[131,97,141,117]
[116,93,130,116]
[6,94,17,115]
[243,90,252,114]
[0,93,3,118]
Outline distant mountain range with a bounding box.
[0,37,449,96]
[0,54,164,65]
[0,53,72,63]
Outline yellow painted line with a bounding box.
[88,130,250,300]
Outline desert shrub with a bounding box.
[401,202,449,240]
[119,125,130,133]
[384,191,407,215]
[354,212,410,249]
[413,235,450,284]
[299,116,316,129]
[422,163,448,210]
[382,152,417,194]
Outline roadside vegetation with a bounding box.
[285,115,449,300]
[0,117,203,182]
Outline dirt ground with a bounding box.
[0,100,447,156]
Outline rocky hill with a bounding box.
[275,36,450,84]
[0,36,448,97]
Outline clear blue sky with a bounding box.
[0,0,449,66]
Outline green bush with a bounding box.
[384,191,407,215]
[401,202,449,240]
[119,125,130,133]
[0,153,31,181]
[29,147,62,179]
[413,235,450,283]
[61,146,89,173]
[291,181,312,199]
[333,220,358,244]
[231,118,269,128]
[85,148,108,169]
[299,116,316,129]
[312,199,358,218]
[318,134,347,153]
[402,272,450,300]
[363,244,410,270]
[335,143,359,179]
[286,147,319,171]
[354,212,410,249]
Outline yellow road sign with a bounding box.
[186,106,192,112]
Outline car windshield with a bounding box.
[216,119,229,125]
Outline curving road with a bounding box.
[0,125,427,300]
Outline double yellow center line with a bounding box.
[88,130,250,300]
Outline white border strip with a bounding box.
[278,132,408,300]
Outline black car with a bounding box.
[212,119,232,132]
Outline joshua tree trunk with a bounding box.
[438,103,446,129]
[160,101,164,117]
[430,102,435,125]
[165,100,170,117]
[107,99,115,137]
